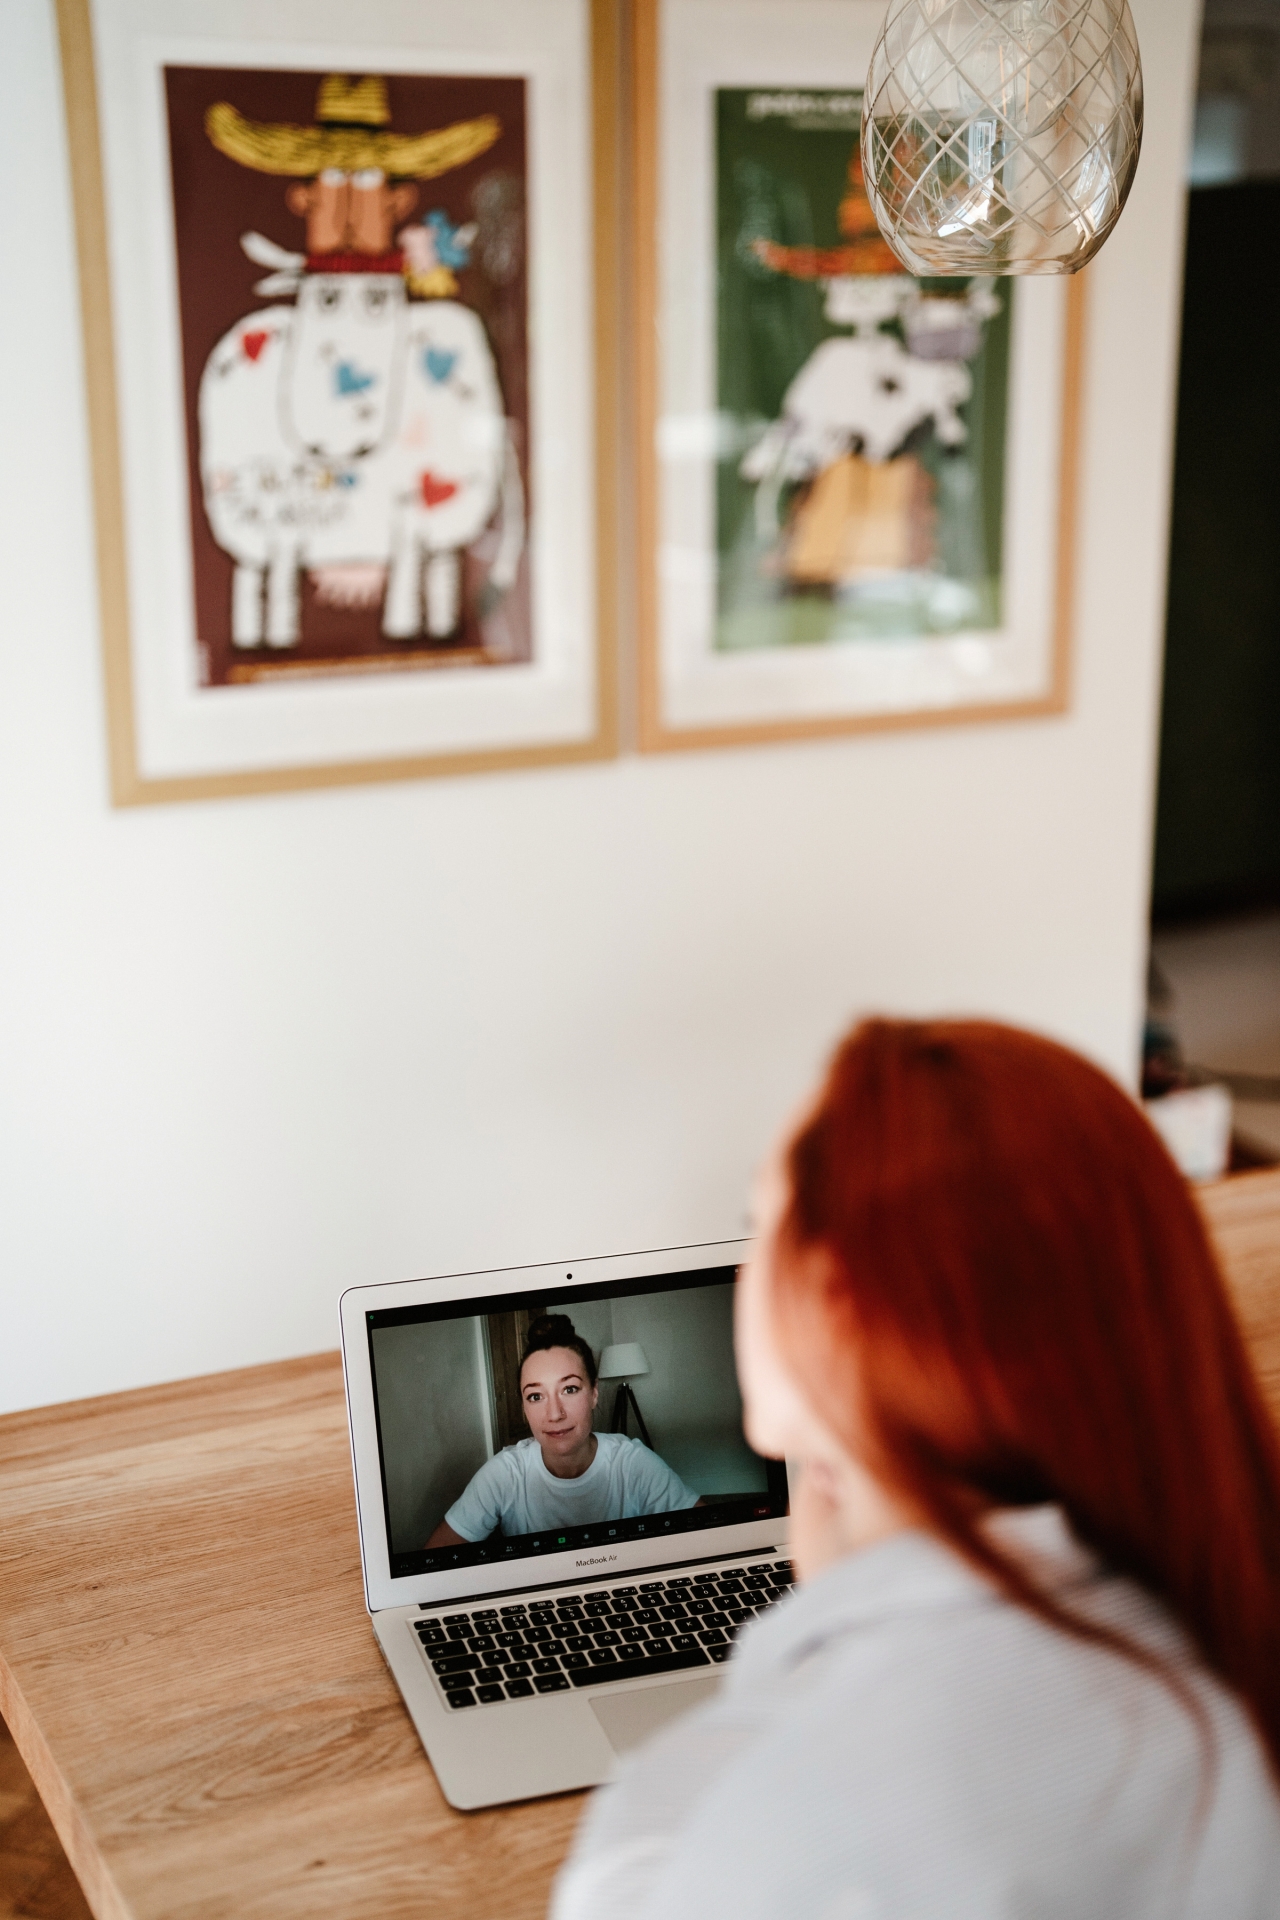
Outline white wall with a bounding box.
[542,1282,764,1493]
[0,0,1200,1414]
[371,1316,492,1554]
[608,1283,765,1495]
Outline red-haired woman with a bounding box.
[553,1019,1280,1919]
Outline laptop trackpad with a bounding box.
[590,1675,721,1756]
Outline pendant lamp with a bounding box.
[862,0,1143,275]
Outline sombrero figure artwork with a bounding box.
[637,0,1081,751]
[165,66,533,686]
[715,90,1011,653]
[58,0,606,800]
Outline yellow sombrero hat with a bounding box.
[205,73,500,179]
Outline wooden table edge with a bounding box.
[1,1651,133,1920]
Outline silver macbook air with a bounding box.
[340,1239,791,1808]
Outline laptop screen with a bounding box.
[365,1264,788,1580]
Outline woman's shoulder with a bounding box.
[594,1434,693,1502]
[486,1439,538,1479]
[561,1559,1280,1920]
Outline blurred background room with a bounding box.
[1144,0,1280,1173]
[5,0,1278,1908]
[0,0,1208,1421]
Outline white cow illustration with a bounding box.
[198,270,521,647]
[739,276,998,552]
[384,298,518,641]
[743,331,971,483]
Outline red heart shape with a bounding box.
[242,330,269,363]
[419,471,459,509]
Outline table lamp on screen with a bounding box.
[598,1343,653,1449]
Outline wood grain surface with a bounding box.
[0,1355,586,1920]
[0,1717,92,1920]
[1199,1165,1280,1421]
[1,1164,1279,1920]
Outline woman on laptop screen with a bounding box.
[426,1314,698,1547]
[554,1019,1280,1918]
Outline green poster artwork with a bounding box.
[716,87,1012,653]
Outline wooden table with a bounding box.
[0,1355,584,1920]
[1199,1164,1280,1417]
[2,1165,1279,1920]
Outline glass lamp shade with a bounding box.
[861,0,1143,276]
[597,1343,650,1380]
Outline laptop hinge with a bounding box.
[412,1543,787,1610]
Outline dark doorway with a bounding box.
[1152,178,1280,922]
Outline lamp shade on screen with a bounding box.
[598,1344,650,1380]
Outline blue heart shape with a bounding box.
[334,360,375,396]
[424,347,458,385]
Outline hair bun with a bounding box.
[525,1312,578,1345]
[519,1311,598,1386]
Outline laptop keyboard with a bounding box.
[412,1557,794,1709]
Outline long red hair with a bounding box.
[778,1017,1280,1774]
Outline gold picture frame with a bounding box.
[56,0,621,804]
[631,0,1084,755]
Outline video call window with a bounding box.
[367,1267,788,1578]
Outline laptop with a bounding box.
[340,1238,791,1808]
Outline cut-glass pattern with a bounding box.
[862,0,1143,275]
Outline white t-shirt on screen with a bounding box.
[445,1433,699,1541]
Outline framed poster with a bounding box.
[57,0,618,804]
[633,0,1083,752]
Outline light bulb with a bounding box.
[862,0,1143,275]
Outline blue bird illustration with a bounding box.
[425,209,475,270]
